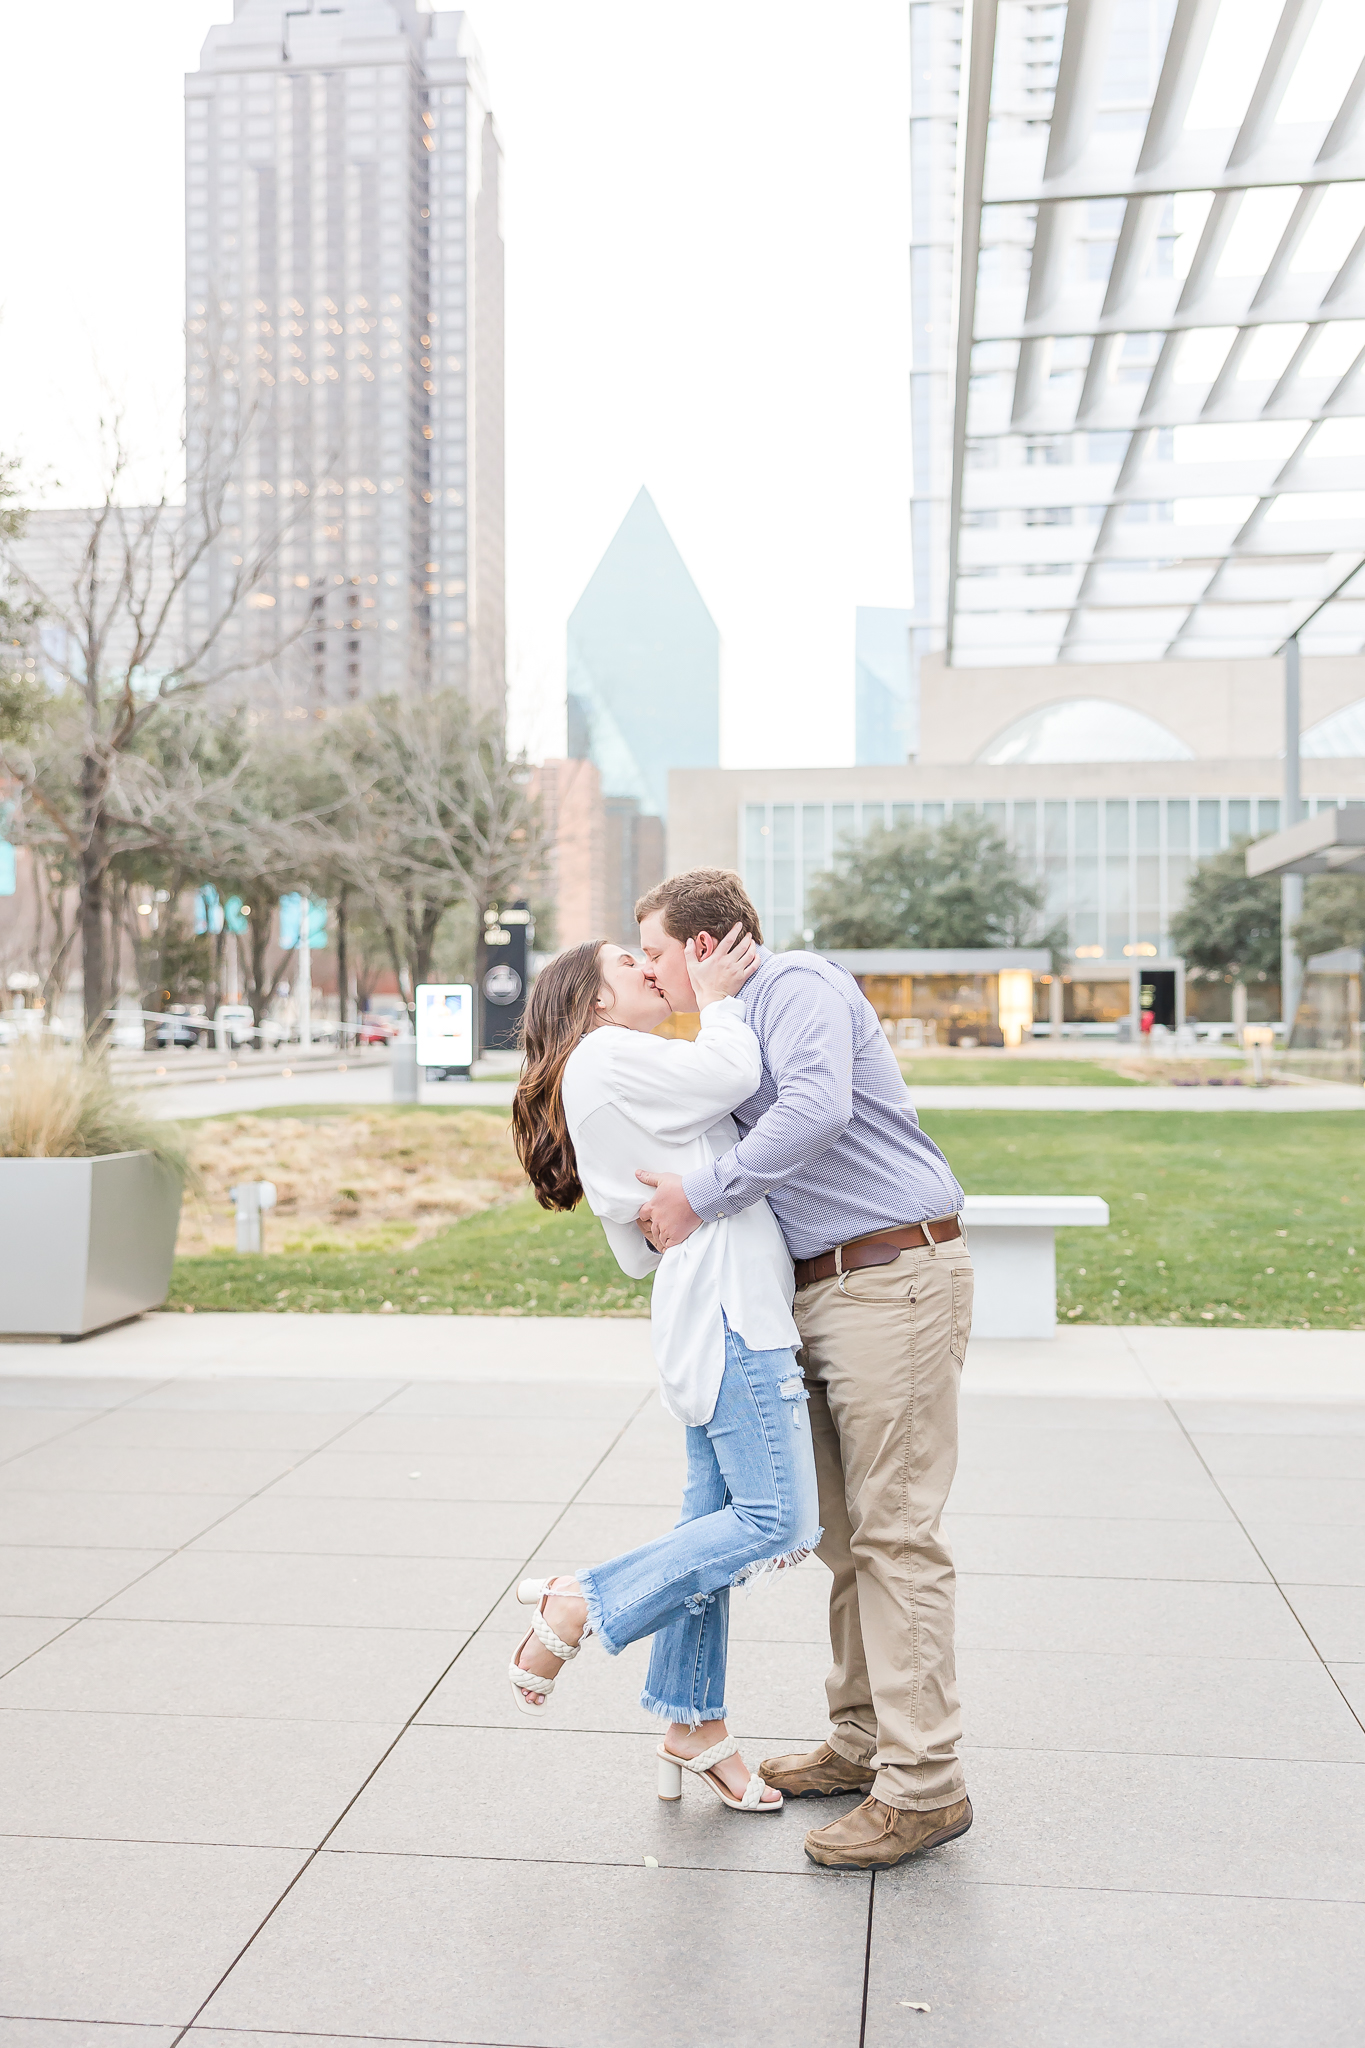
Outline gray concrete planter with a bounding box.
[0,1152,183,1338]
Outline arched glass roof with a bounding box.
[1302,694,1365,755]
[948,0,1365,667]
[977,697,1195,763]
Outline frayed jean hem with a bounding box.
[640,1686,728,1729]
[575,1568,622,1657]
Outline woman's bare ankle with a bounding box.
[667,1718,727,1756]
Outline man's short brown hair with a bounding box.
[634,867,764,947]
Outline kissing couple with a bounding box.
[510,866,973,1870]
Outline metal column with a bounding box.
[1281,636,1304,1037]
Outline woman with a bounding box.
[510,928,820,1813]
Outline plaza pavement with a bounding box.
[2,1316,1363,2046]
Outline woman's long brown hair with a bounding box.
[512,940,607,1211]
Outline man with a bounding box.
[634,867,973,1871]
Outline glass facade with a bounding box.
[741,794,1352,957]
[566,488,719,818]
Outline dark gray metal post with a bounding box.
[1282,635,1303,1038]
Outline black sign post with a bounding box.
[481,902,532,1052]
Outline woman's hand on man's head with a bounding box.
[686,922,758,1008]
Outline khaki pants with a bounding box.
[794,1234,972,1811]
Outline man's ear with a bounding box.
[693,930,717,961]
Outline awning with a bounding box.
[1244,804,1365,876]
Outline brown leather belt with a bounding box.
[793,1216,962,1292]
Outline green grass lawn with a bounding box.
[922,1110,1364,1330]
[900,1057,1144,1087]
[168,1191,653,1318]
[166,1107,1365,1329]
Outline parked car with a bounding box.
[155,1012,205,1051]
[358,1014,400,1045]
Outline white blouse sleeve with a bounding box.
[605,998,763,1144]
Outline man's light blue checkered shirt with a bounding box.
[680,949,964,1263]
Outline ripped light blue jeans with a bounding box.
[577,1318,822,1728]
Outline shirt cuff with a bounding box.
[681,1159,729,1223]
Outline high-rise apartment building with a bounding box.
[184,1,504,715]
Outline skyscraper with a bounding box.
[184,1,504,715]
[567,488,719,821]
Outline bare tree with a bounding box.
[321,689,540,1028]
[0,395,308,1039]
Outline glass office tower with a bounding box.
[567,488,720,820]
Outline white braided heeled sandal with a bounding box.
[656,1734,783,1813]
[508,1576,584,1719]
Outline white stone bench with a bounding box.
[961,1195,1109,1339]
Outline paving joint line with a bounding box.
[1119,1332,1365,1744]
[165,1384,656,2045]
[0,1378,419,1687]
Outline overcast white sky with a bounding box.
[0,0,916,768]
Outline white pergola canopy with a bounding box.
[1245,802,1365,874]
[949,0,1365,665]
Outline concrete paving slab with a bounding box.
[955,1572,1317,1661]
[0,1376,160,1408]
[865,1871,1365,2048]
[379,1378,649,1418]
[957,1423,1201,1473]
[576,1452,690,1505]
[948,1460,1230,1522]
[0,1836,304,2026]
[0,2025,179,2047]
[1331,1663,1365,1720]
[0,1615,74,1677]
[266,1447,594,1503]
[1130,1327,1365,1404]
[0,1544,172,1618]
[98,1548,516,1633]
[1191,1431,1365,1478]
[1278,1584,1365,1661]
[959,1645,1365,1760]
[944,1511,1268,1582]
[1219,1474,1365,1527]
[68,1407,358,1452]
[0,1492,244,1550]
[3,1707,397,1847]
[949,1745,1365,1903]
[523,1501,682,1562]
[1241,1521,1365,1587]
[329,1722,856,1873]
[961,1389,1181,1432]
[2,1314,655,1384]
[0,1410,102,1460]
[322,1408,627,1457]
[1176,1400,1365,1435]
[193,1853,871,2047]
[0,1617,470,1722]
[187,1492,561,1559]
[0,1443,304,1498]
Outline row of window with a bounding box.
[741,794,1354,957]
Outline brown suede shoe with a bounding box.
[757,1741,876,1798]
[804,1793,973,1869]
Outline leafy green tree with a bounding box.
[1293,872,1365,963]
[805,813,1052,952]
[1169,841,1281,980]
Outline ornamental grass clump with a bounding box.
[0,1040,192,1183]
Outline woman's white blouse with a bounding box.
[560,998,800,1428]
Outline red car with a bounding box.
[357,1015,401,1045]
